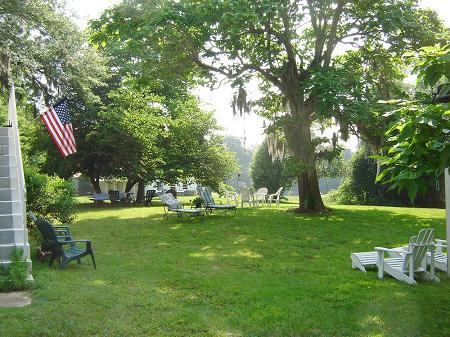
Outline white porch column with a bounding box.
[445,168,450,277]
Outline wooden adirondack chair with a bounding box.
[427,239,447,272]
[375,228,439,284]
[197,186,236,215]
[30,213,96,270]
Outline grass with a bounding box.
[0,198,448,337]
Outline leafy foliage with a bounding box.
[0,0,108,103]
[0,248,30,292]
[250,139,296,195]
[25,166,77,224]
[376,44,450,204]
[90,0,447,212]
[376,103,449,204]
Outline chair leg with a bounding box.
[77,258,81,264]
[59,259,68,270]
[90,253,97,269]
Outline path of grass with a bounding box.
[0,200,448,337]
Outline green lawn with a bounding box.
[1,199,448,337]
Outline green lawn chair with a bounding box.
[197,186,236,215]
[29,212,96,270]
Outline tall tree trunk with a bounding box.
[284,94,327,213]
[136,180,145,203]
[89,175,101,193]
[297,167,325,212]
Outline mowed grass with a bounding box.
[0,198,449,337]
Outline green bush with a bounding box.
[25,166,77,224]
[0,249,30,292]
[329,148,408,206]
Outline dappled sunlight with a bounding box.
[28,200,447,337]
[92,279,107,287]
[232,236,248,244]
[154,286,179,296]
[231,249,263,259]
[189,248,263,260]
[361,315,385,328]
[189,251,217,260]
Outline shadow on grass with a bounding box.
[19,203,448,337]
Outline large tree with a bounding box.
[92,0,446,212]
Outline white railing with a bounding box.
[7,83,27,253]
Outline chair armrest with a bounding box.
[375,247,411,254]
[53,225,70,230]
[58,239,91,245]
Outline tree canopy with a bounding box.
[91,0,448,212]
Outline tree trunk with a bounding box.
[284,93,327,213]
[136,180,145,203]
[125,177,138,193]
[89,175,101,193]
[297,167,326,212]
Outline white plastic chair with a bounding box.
[268,187,283,207]
[240,187,254,207]
[253,187,268,207]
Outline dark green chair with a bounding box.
[144,189,156,206]
[30,213,96,270]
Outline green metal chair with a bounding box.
[29,213,96,270]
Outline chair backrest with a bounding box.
[108,190,121,201]
[403,228,434,272]
[160,193,182,210]
[31,215,64,255]
[255,187,268,195]
[240,187,253,202]
[145,190,155,198]
[274,187,283,196]
[197,186,215,206]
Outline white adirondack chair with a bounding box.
[375,228,440,285]
[427,239,447,272]
[254,187,268,207]
[268,187,283,207]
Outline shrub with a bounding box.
[25,166,77,224]
[329,148,408,206]
[0,249,30,292]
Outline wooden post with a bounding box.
[445,168,450,278]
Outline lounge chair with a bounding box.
[268,187,283,207]
[197,186,236,215]
[427,239,447,272]
[159,193,203,220]
[376,228,439,284]
[90,193,109,203]
[29,212,96,270]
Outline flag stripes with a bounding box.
[40,103,77,158]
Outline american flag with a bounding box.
[40,99,77,158]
